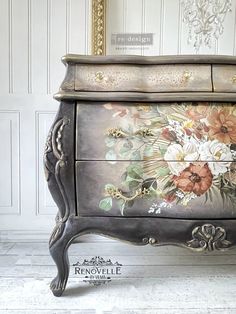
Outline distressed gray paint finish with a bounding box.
[62,54,236,65]
[46,54,236,297]
[213,65,236,92]
[55,91,236,102]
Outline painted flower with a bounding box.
[173,163,213,196]
[186,104,210,121]
[207,108,236,144]
[103,103,129,117]
[199,140,233,175]
[161,128,177,142]
[164,143,199,175]
[224,163,236,185]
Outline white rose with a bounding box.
[199,140,233,175]
[164,143,199,175]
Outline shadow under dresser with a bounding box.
[44,54,236,296]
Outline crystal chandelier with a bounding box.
[181,0,232,52]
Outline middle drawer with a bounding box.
[76,102,236,161]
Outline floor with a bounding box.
[1,236,236,314]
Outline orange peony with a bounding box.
[207,108,236,144]
[173,163,213,196]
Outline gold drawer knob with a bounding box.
[232,75,236,83]
[183,70,192,81]
[95,71,105,82]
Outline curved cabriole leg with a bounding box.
[49,226,70,297]
[49,217,88,297]
[43,102,76,296]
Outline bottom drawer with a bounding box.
[76,161,236,219]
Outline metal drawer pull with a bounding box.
[95,71,105,82]
[107,127,154,138]
[232,74,236,83]
[107,128,128,138]
[183,70,192,81]
[106,186,150,202]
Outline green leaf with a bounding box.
[120,146,131,157]
[142,177,157,189]
[144,145,154,157]
[131,151,141,160]
[123,140,133,149]
[105,183,115,190]
[99,197,112,211]
[159,145,168,155]
[127,163,143,178]
[155,167,170,177]
[128,169,142,180]
[105,150,117,161]
[128,180,141,189]
[105,137,116,147]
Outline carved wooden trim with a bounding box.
[54,91,236,103]
[187,224,232,251]
[44,117,70,247]
[91,0,106,55]
[61,54,236,65]
[44,117,69,185]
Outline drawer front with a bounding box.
[76,161,236,218]
[213,65,236,92]
[76,102,236,161]
[75,64,212,92]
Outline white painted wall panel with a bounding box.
[0,0,91,233]
[36,111,56,215]
[11,0,29,93]
[70,0,90,54]
[106,0,236,56]
[0,0,9,93]
[106,0,126,55]
[124,0,143,55]
[0,111,20,214]
[31,0,48,94]
[162,0,181,55]
[218,1,236,55]
[50,0,67,93]
[142,0,162,56]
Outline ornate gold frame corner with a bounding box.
[91,0,106,55]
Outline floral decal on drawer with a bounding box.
[99,103,236,214]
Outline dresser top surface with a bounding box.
[62,54,236,65]
[56,54,236,102]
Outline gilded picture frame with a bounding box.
[91,0,106,55]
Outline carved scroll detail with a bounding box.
[44,117,70,247]
[142,237,158,246]
[187,224,232,251]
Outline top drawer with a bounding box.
[75,64,212,92]
[213,65,236,92]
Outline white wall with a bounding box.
[106,0,236,55]
[0,0,91,237]
[1,0,236,238]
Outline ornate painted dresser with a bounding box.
[45,54,236,296]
